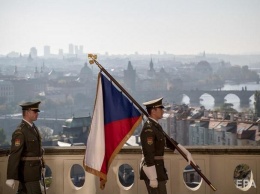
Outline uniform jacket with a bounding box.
[139,118,177,181]
[7,120,43,182]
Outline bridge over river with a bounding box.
[182,90,255,105]
[141,90,256,106]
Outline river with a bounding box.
[182,82,260,112]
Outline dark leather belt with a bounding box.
[154,156,164,160]
[21,156,42,161]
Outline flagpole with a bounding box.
[88,54,217,191]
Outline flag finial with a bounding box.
[88,53,97,64]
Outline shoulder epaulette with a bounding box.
[14,126,23,134]
[14,122,25,133]
[18,122,25,128]
[144,120,153,132]
[148,119,155,127]
[147,121,151,127]
[14,130,23,135]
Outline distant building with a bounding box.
[75,45,79,55]
[30,47,37,58]
[237,123,260,146]
[187,114,259,146]
[62,116,91,144]
[195,61,213,74]
[147,59,156,78]
[10,78,46,102]
[48,69,63,80]
[34,67,39,78]
[207,121,237,146]
[58,49,64,58]
[159,112,172,136]
[27,54,33,62]
[162,107,191,145]
[167,78,183,91]
[123,61,136,92]
[189,121,211,145]
[79,45,83,55]
[78,62,93,83]
[0,80,14,103]
[14,66,18,77]
[44,46,51,58]
[69,44,74,55]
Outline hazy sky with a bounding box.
[0,0,260,56]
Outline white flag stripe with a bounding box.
[85,76,105,170]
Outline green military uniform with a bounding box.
[140,98,178,194]
[7,120,43,181]
[6,101,44,194]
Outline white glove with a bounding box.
[40,181,45,192]
[6,179,15,189]
[150,179,158,188]
[178,144,196,165]
[42,168,46,177]
[143,165,158,188]
[40,168,46,192]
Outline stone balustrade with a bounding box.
[0,146,259,194]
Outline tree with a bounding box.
[215,103,237,119]
[38,126,54,141]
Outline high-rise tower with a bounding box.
[124,61,136,92]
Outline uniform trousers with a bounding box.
[17,181,42,194]
[144,180,167,194]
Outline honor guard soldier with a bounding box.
[6,101,45,194]
[140,97,195,194]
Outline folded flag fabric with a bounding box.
[84,72,142,189]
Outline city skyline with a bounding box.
[0,0,260,56]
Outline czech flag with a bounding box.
[84,72,142,189]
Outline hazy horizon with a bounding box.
[1,0,260,56]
